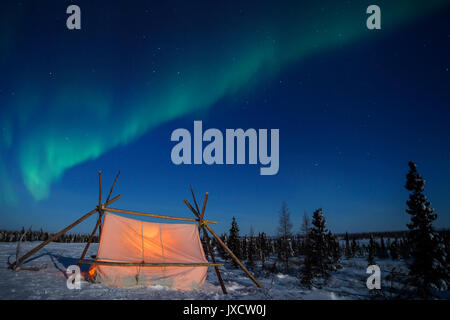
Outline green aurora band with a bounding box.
[0,1,447,204]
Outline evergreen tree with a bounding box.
[390,238,399,260]
[399,238,410,260]
[241,236,248,260]
[247,228,256,270]
[344,232,351,259]
[443,231,450,274]
[351,238,358,257]
[277,201,293,273]
[386,238,392,259]
[258,232,268,268]
[300,252,313,288]
[405,161,448,297]
[300,212,310,237]
[291,234,299,256]
[326,231,342,270]
[367,234,376,266]
[378,237,388,259]
[304,208,333,281]
[217,234,228,260]
[228,217,242,268]
[299,212,311,256]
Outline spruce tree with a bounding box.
[228,217,242,268]
[351,238,358,257]
[326,231,342,270]
[277,201,293,273]
[300,252,313,288]
[367,234,376,266]
[399,238,410,260]
[306,208,333,280]
[300,212,310,237]
[258,232,268,268]
[405,161,447,297]
[247,229,256,270]
[241,236,248,260]
[217,234,228,260]
[344,232,351,259]
[378,237,388,259]
[390,238,399,260]
[300,212,311,256]
[300,213,313,287]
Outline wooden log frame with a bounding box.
[8,171,263,294]
[8,194,121,270]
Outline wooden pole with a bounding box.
[106,170,121,204]
[202,228,227,294]
[8,195,120,270]
[105,207,217,224]
[186,189,227,294]
[184,199,263,289]
[98,171,102,207]
[104,194,121,207]
[184,201,202,223]
[79,259,222,267]
[78,171,122,266]
[200,192,208,221]
[198,193,209,239]
[190,184,201,216]
[190,185,208,232]
[77,217,102,267]
[98,171,103,236]
[9,208,98,270]
[203,222,263,288]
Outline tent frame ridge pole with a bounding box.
[105,207,216,224]
[189,187,227,294]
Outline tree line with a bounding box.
[210,161,449,298]
[0,228,98,243]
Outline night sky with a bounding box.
[1,0,449,235]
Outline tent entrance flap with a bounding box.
[94,212,209,290]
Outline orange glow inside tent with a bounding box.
[88,265,96,277]
[93,212,208,290]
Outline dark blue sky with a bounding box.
[0,1,449,235]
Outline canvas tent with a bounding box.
[9,171,263,293]
[93,212,208,289]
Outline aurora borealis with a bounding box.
[1,1,449,234]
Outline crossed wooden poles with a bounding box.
[8,171,263,294]
[184,185,263,293]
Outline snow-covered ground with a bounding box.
[0,242,445,300]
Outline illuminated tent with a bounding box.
[9,171,263,293]
[93,213,208,289]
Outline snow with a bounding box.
[0,242,446,300]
